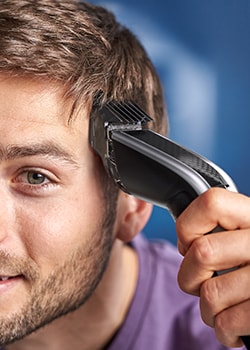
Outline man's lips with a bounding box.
[0,275,23,282]
[0,275,25,296]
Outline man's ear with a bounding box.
[114,192,153,243]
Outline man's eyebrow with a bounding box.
[0,142,78,165]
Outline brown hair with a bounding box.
[0,0,168,134]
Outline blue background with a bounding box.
[90,0,250,245]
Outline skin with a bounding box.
[176,188,250,348]
[0,74,152,349]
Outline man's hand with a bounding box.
[176,188,250,347]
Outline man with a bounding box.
[0,1,248,349]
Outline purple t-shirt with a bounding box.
[107,234,246,350]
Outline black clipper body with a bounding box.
[89,101,237,219]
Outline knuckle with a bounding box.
[190,235,215,267]
[215,312,242,348]
[215,312,231,334]
[200,187,224,213]
[200,279,220,317]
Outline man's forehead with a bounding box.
[0,73,90,125]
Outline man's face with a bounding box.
[0,75,116,345]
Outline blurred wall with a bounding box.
[89,0,250,245]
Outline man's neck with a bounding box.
[7,241,139,350]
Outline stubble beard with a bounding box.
[0,187,118,346]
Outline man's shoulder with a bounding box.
[131,233,195,309]
[109,233,230,350]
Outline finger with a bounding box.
[214,299,250,348]
[176,188,250,254]
[200,265,250,327]
[178,229,250,295]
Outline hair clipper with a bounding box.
[89,100,250,348]
[89,100,237,218]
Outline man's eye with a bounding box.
[27,171,47,185]
[12,168,58,196]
